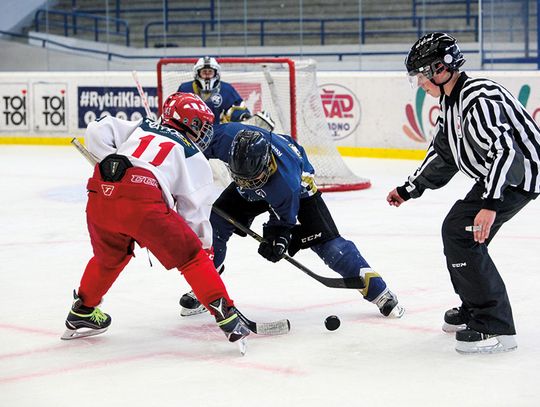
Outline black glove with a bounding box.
[288,225,306,257]
[258,224,292,263]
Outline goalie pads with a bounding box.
[242,111,275,131]
[288,192,340,256]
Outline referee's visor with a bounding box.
[407,64,435,88]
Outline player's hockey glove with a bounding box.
[258,224,292,263]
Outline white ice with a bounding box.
[1,145,539,407]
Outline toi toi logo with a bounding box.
[319,84,361,140]
[2,91,27,127]
[41,94,66,126]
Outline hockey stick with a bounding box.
[70,139,290,335]
[132,70,156,120]
[71,137,98,165]
[236,308,290,335]
[212,206,365,289]
[262,66,287,132]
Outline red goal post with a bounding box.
[156,57,370,192]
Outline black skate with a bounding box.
[61,290,111,340]
[180,265,224,317]
[442,307,467,333]
[209,297,250,355]
[373,290,405,318]
[179,290,208,316]
[455,327,517,354]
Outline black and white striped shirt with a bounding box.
[399,72,540,209]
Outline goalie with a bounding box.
[177,56,274,131]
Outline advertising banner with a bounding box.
[77,86,158,128]
[33,82,68,131]
[318,71,540,151]
[1,83,29,131]
[1,71,540,155]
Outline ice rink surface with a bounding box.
[1,145,539,407]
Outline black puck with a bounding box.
[324,315,340,331]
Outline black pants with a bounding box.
[442,183,537,335]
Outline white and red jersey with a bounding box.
[85,116,214,249]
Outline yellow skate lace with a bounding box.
[71,307,108,324]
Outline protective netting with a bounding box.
[158,58,370,191]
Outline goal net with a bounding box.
[157,57,370,192]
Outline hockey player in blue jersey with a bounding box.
[163,93,405,318]
[177,57,251,124]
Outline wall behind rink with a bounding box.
[2,70,540,159]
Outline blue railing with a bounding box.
[144,15,479,48]
[34,9,130,46]
[68,0,215,32]
[412,0,473,26]
[1,28,538,68]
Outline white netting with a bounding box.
[158,58,369,191]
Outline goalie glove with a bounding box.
[258,224,292,263]
[242,111,275,131]
[221,103,250,123]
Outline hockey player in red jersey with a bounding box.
[61,93,250,352]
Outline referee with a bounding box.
[387,32,540,354]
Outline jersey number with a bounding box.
[131,135,175,166]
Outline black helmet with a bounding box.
[228,129,275,189]
[405,32,465,79]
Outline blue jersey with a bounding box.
[209,123,316,227]
[177,81,250,124]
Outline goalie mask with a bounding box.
[405,32,465,87]
[160,92,215,151]
[228,130,277,190]
[193,56,221,93]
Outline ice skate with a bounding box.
[180,265,224,316]
[209,297,250,355]
[358,269,404,318]
[61,290,111,340]
[442,307,467,333]
[373,290,405,318]
[179,290,208,316]
[455,327,517,354]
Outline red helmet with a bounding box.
[161,92,215,150]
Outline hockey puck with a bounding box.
[324,315,340,331]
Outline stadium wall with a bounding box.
[1,71,540,159]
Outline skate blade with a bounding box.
[442,322,467,333]
[455,335,517,354]
[180,305,208,317]
[237,338,247,356]
[61,327,108,340]
[388,304,405,319]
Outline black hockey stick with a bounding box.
[70,138,291,336]
[212,206,365,289]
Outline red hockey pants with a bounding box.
[78,165,232,313]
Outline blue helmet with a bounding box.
[228,129,275,189]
